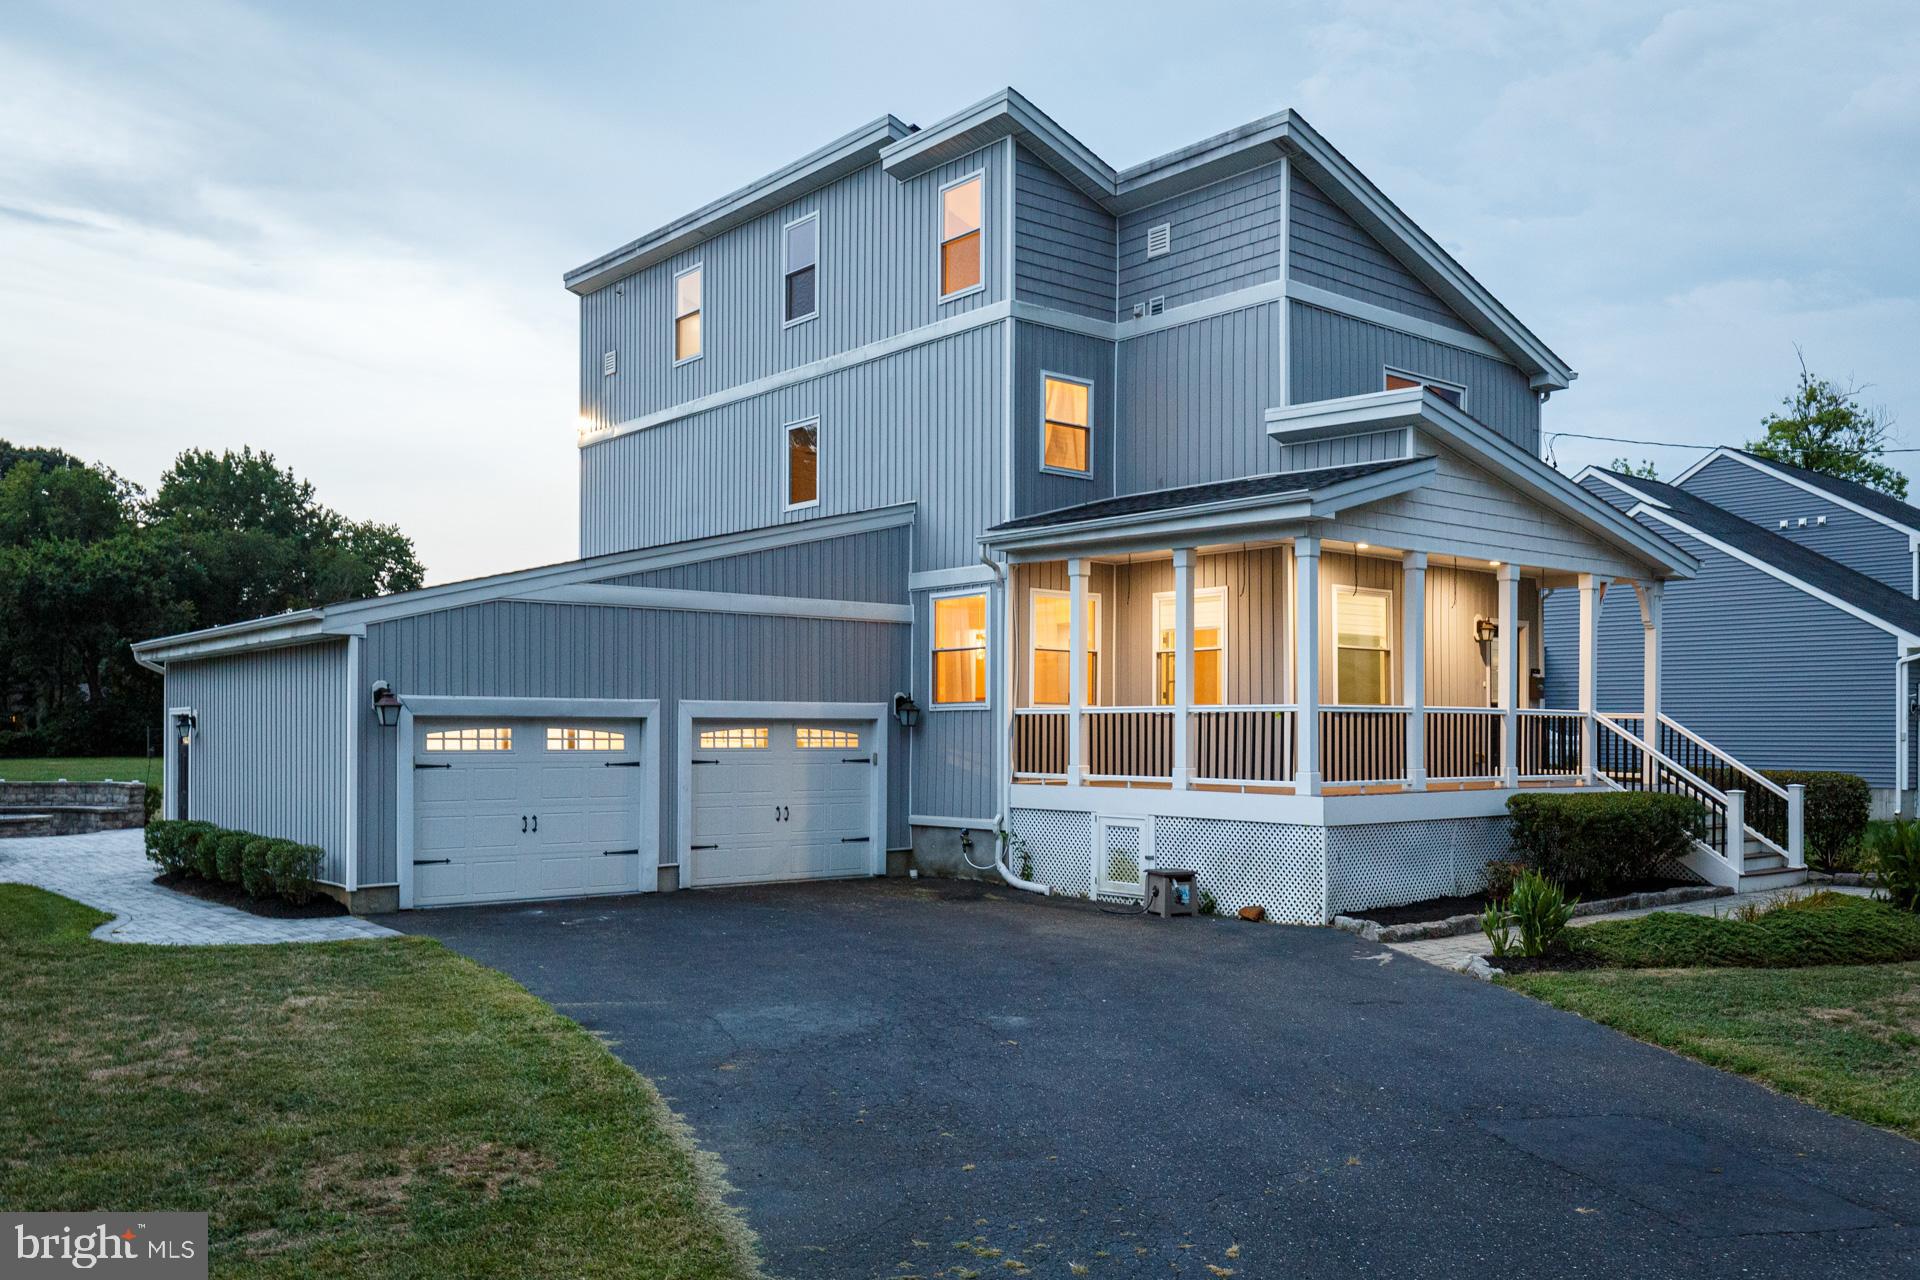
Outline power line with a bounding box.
[1547,430,1920,454]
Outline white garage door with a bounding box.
[688,719,878,886]
[412,719,648,907]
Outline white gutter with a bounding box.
[1897,648,1920,809]
[979,549,1048,895]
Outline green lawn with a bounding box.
[0,756,161,787]
[1503,962,1920,1139]
[0,885,757,1279]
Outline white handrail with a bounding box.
[1656,713,1791,800]
[1592,714,1731,807]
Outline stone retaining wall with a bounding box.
[0,781,147,836]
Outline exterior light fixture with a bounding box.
[1488,559,1503,568]
[892,692,922,729]
[371,681,402,729]
[1354,542,1370,551]
[1473,617,1499,644]
[171,710,196,733]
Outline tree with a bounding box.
[1610,458,1659,480]
[1746,352,1906,498]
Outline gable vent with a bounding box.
[1146,222,1171,258]
[1147,296,1166,316]
[602,350,618,377]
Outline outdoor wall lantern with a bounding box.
[1473,616,1500,644]
[892,692,922,729]
[371,681,402,729]
[171,710,196,733]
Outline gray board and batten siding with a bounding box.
[1288,174,1461,332]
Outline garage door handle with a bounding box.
[690,843,718,851]
[413,858,452,866]
[841,756,871,764]
[841,836,870,844]
[522,816,528,833]
[531,815,538,833]
[604,760,640,768]
[603,848,640,857]
[414,762,452,770]
[691,758,719,765]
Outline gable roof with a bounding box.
[1580,468,1920,639]
[1673,446,1920,537]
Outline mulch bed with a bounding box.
[1351,876,1695,928]
[153,872,347,919]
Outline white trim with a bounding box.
[671,262,704,365]
[1028,586,1103,706]
[909,564,997,592]
[1672,447,1920,538]
[780,210,820,327]
[1330,584,1394,705]
[910,813,998,830]
[783,415,821,512]
[1151,586,1226,706]
[511,582,911,624]
[928,587,993,710]
[1039,369,1096,479]
[936,168,988,303]
[133,612,327,670]
[1573,466,1671,509]
[1289,285,1508,364]
[1277,155,1292,408]
[677,699,889,884]
[343,634,361,893]
[1007,777,1575,825]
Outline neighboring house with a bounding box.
[133,88,1801,920]
[1545,451,1920,817]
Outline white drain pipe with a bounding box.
[981,551,1049,896]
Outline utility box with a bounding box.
[1144,868,1198,918]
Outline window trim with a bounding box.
[1331,585,1395,706]
[929,588,991,710]
[1038,370,1094,479]
[783,415,821,513]
[672,262,704,366]
[1150,586,1227,706]
[1027,587,1103,707]
[781,211,819,328]
[936,169,987,304]
[1383,366,1465,409]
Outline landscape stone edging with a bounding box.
[1330,883,1732,943]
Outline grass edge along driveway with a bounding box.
[1503,961,1920,1141]
[0,885,759,1279]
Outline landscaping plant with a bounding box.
[1864,819,1920,912]
[143,819,324,905]
[1763,769,1871,871]
[1481,869,1576,959]
[1480,901,1515,958]
[1506,792,1702,895]
[1572,892,1920,968]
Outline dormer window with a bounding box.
[784,214,818,324]
[939,174,984,299]
[673,265,703,363]
[1385,369,1463,408]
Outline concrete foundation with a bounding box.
[909,824,1003,882]
[316,882,400,915]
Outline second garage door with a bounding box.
[688,719,878,886]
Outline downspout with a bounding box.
[982,549,1049,895]
[1897,647,1920,818]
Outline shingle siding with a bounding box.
[1682,454,1914,593]
[1013,144,1115,320]
[1117,163,1285,316]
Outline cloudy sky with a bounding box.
[3,0,1916,583]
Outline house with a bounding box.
[132,89,1806,920]
[1545,450,1920,818]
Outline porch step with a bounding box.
[1743,848,1787,874]
[1735,866,1810,895]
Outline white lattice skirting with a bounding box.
[1009,809,1513,924]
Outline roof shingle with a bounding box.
[986,459,1425,534]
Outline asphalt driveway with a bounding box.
[391,879,1920,1278]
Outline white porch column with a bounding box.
[1067,558,1089,785]
[1294,536,1322,795]
[1635,580,1663,789]
[1577,574,1602,784]
[1172,547,1195,790]
[1497,562,1520,785]
[1403,551,1427,790]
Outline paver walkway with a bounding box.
[0,829,394,944]
[1390,882,1874,971]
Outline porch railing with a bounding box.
[1010,709,1070,779]
[1320,707,1408,786]
[1085,707,1174,782]
[1426,708,1504,782]
[1594,712,1735,870]
[1193,705,1295,785]
[1517,709,1585,781]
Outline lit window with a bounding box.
[1385,370,1463,408]
[787,420,818,508]
[784,215,818,323]
[698,726,768,749]
[674,265,703,362]
[796,727,861,749]
[547,727,626,751]
[425,727,512,751]
[939,175,983,298]
[1042,376,1091,474]
[1334,587,1393,706]
[1153,588,1225,706]
[932,593,988,705]
[1030,590,1099,705]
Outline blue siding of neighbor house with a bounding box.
[1117,163,1285,318]
[1013,144,1114,320]
[1682,454,1914,592]
[1115,302,1285,493]
[356,601,911,887]
[578,149,1010,430]
[1542,521,1898,786]
[1288,175,1461,332]
[579,320,1005,570]
[1013,321,1117,516]
[166,642,352,885]
[599,524,910,604]
[1288,301,1540,454]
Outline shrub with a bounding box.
[265,840,323,905]
[144,820,187,875]
[1763,770,1871,871]
[1483,859,1525,900]
[184,823,223,880]
[1572,892,1920,968]
[240,838,276,900]
[213,831,250,885]
[1507,792,1703,895]
[1865,820,1920,912]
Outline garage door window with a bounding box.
[547,727,627,751]
[425,727,512,751]
[699,726,769,749]
[796,727,860,749]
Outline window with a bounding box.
[796,726,861,749]
[1041,375,1091,474]
[1030,590,1100,705]
[939,174,983,298]
[1333,587,1393,706]
[1152,588,1225,706]
[1384,369,1463,408]
[547,727,626,751]
[932,592,988,705]
[699,726,768,749]
[786,420,818,509]
[673,264,703,362]
[425,726,512,751]
[784,215,818,323]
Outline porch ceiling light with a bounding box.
[1488,559,1503,567]
[371,681,402,729]
[1355,542,1370,551]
